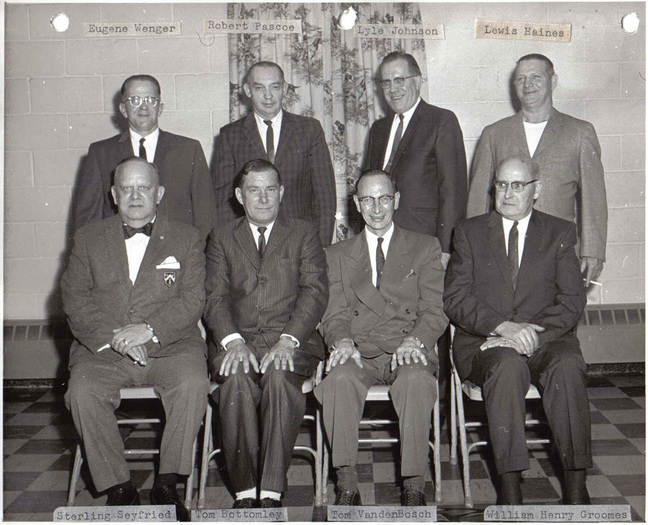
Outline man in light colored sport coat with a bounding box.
[467,54,607,286]
[315,170,448,507]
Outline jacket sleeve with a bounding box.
[212,128,239,224]
[189,140,218,243]
[318,247,353,348]
[444,222,509,336]
[145,229,206,348]
[577,122,607,261]
[308,122,337,247]
[435,111,468,253]
[466,127,496,219]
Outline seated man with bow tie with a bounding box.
[444,156,590,505]
[314,170,448,507]
[204,159,328,509]
[62,156,208,520]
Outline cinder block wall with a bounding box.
[4,2,645,323]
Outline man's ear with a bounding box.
[533,181,542,200]
[235,187,244,206]
[243,83,252,99]
[353,195,361,214]
[119,102,128,120]
[551,73,558,90]
[279,185,285,202]
[111,187,118,206]
[156,185,166,204]
[393,191,401,210]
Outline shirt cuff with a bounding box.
[280,333,300,348]
[221,333,244,349]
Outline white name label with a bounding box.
[84,22,181,37]
[475,19,571,42]
[354,24,445,39]
[328,505,437,521]
[203,19,302,35]
[484,505,632,522]
[192,507,287,521]
[54,505,176,521]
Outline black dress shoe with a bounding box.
[150,484,191,521]
[334,489,362,506]
[401,487,427,506]
[106,481,140,506]
[563,469,591,504]
[233,498,258,509]
[259,498,282,508]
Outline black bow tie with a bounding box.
[123,222,154,239]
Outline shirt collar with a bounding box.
[365,222,395,244]
[254,110,283,126]
[398,97,421,119]
[248,219,276,238]
[130,127,160,142]
[501,210,532,230]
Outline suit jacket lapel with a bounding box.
[117,131,135,157]
[515,211,542,296]
[103,215,132,292]
[152,129,170,166]
[512,113,531,157]
[234,218,261,270]
[134,215,169,287]
[244,112,268,159]
[373,118,391,168]
[347,233,387,317]
[390,101,425,172]
[381,226,415,289]
[274,112,293,167]
[487,212,515,292]
[263,216,288,261]
[532,108,563,157]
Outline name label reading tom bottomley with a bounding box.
[475,19,571,42]
[84,22,182,36]
[203,19,302,35]
[354,24,445,39]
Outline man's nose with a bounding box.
[504,185,515,198]
[371,199,381,213]
[389,81,399,94]
[259,191,269,203]
[263,89,273,100]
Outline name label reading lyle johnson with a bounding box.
[475,19,571,42]
[84,22,181,36]
[354,24,445,39]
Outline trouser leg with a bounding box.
[147,352,209,477]
[389,361,437,485]
[467,346,530,474]
[65,359,136,492]
[528,337,591,470]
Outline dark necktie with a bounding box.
[123,222,153,239]
[376,237,385,290]
[257,226,267,258]
[384,114,404,173]
[508,221,519,289]
[264,120,275,163]
[139,137,147,161]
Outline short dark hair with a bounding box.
[235,159,282,189]
[355,169,398,195]
[516,54,555,75]
[379,51,422,78]
[121,75,161,99]
[495,155,540,180]
[245,61,285,85]
[113,156,160,186]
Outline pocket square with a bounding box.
[156,256,181,270]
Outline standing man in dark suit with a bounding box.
[73,74,216,242]
[62,157,209,520]
[445,156,590,505]
[467,54,607,286]
[204,159,328,508]
[213,61,336,246]
[365,52,467,267]
[315,170,448,506]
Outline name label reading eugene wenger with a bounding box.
[84,22,181,36]
[483,505,632,522]
[354,24,445,39]
[475,19,571,42]
[204,19,302,34]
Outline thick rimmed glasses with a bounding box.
[378,76,418,90]
[357,195,395,207]
[493,180,538,193]
[124,96,160,108]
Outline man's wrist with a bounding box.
[280,333,300,348]
[332,337,354,350]
[222,333,244,350]
[404,335,424,349]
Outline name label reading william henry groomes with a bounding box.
[203,19,302,35]
[354,24,445,39]
[475,19,571,42]
[483,504,632,522]
[84,22,181,36]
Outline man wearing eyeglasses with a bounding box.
[445,156,590,505]
[73,74,216,242]
[365,52,467,268]
[467,54,607,287]
[315,170,448,507]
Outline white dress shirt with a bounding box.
[129,127,160,162]
[365,223,395,287]
[523,120,547,157]
[382,98,421,170]
[502,211,532,267]
[254,111,283,155]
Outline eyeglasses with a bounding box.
[124,96,160,108]
[493,180,538,193]
[378,76,418,90]
[357,195,395,207]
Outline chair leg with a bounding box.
[314,404,324,507]
[454,373,473,508]
[433,381,442,503]
[67,444,84,506]
[321,438,330,505]
[185,436,197,510]
[450,371,457,465]
[197,401,213,510]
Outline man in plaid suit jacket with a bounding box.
[213,61,336,246]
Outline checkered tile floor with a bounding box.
[3,374,645,521]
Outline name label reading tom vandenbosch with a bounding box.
[84,22,181,36]
[475,19,571,42]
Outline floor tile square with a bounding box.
[32,424,79,440]
[284,484,314,506]
[616,423,645,439]
[587,387,627,399]
[594,456,647,475]
[590,411,611,424]
[520,476,560,502]
[590,398,642,411]
[619,386,645,398]
[4,489,69,514]
[2,490,22,510]
[626,495,646,521]
[21,401,67,414]
[3,438,30,456]
[15,438,76,455]
[372,461,397,483]
[373,481,401,505]
[608,475,646,497]
[590,423,628,440]
[3,471,42,491]
[586,376,615,387]
[22,470,73,492]
[3,425,46,439]
[592,439,641,456]
[596,409,645,425]
[4,453,60,472]
[356,462,374,483]
[4,402,32,414]
[5,412,66,426]
[585,474,623,498]
[608,375,645,387]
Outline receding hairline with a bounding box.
[515,54,555,76]
[120,75,161,99]
[496,156,539,181]
[113,157,160,186]
[355,170,398,195]
[245,61,285,84]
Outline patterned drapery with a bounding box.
[227,3,427,241]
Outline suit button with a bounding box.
[258,278,266,284]
[354,311,359,316]
[129,309,135,314]
[405,308,411,314]
[513,309,518,315]
[402,329,408,334]
[257,306,264,311]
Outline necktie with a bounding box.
[123,222,153,239]
[139,137,147,161]
[384,114,404,173]
[264,120,275,163]
[257,226,267,258]
[376,237,385,289]
[508,221,519,289]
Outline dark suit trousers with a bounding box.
[315,353,437,481]
[65,352,208,493]
[465,336,591,474]
[211,350,319,494]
